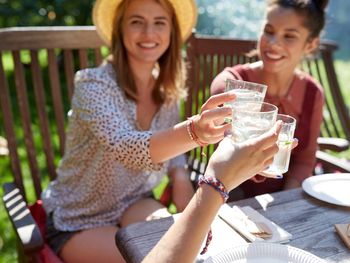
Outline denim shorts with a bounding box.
[46,213,79,254]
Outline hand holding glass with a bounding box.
[231,102,278,143]
[265,114,296,175]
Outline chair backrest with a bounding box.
[302,43,350,141]
[185,33,350,175]
[0,26,106,203]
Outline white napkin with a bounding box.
[196,215,248,262]
[173,213,248,262]
[218,204,292,244]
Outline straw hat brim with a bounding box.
[93,0,197,46]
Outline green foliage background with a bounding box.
[1,0,349,59]
[0,0,349,262]
[0,0,93,27]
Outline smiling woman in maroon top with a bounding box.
[211,0,328,198]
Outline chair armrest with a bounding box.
[316,150,350,173]
[317,137,349,152]
[2,182,44,253]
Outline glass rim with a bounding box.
[225,78,267,89]
[277,114,296,126]
[232,101,278,113]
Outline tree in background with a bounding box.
[0,0,349,59]
[196,0,350,59]
[325,0,350,59]
[0,0,93,27]
[196,0,265,38]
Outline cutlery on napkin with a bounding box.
[218,204,292,243]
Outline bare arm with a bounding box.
[143,184,223,263]
[149,92,235,164]
[210,69,238,95]
[76,73,235,169]
[143,123,281,263]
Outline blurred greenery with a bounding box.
[196,0,350,60]
[1,0,349,59]
[0,0,93,27]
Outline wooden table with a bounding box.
[115,188,350,262]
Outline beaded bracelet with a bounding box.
[186,116,207,147]
[198,176,229,203]
[197,176,229,254]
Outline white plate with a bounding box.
[204,243,325,263]
[302,173,350,207]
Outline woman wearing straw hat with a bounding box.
[41,0,235,262]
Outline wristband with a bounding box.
[198,175,229,203]
[197,176,229,255]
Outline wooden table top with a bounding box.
[115,188,350,262]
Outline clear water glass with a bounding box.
[265,114,296,175]
[225,79,267,105]
[231,101,278,143]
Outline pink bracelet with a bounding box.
[186,116,207,147]
[197,176,229,254]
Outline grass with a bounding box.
[0,58,350,262]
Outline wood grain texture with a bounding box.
[0,26,105,50]
[115,188,350,263]
[0,27,108,261]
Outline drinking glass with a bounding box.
[225,79,267,105]
[231,101,278,143]
[265,114,296,175]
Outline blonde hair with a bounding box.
[110,0,187,105]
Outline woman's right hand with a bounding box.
[204,121,282,191]
[191,91,236,145]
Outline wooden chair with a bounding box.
[0,26,106,262]
[0,26,193,262]
[184,33,350,180]
[1,27,349,262]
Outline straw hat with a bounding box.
[92,0,197,46]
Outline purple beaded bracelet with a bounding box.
[197,176,229,255]
[198,176,229,203]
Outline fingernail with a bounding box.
[227,91,236,96]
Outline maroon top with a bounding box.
[211,64,324,198]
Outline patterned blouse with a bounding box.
[41,62,186,231]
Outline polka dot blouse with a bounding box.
[41,62,186,231]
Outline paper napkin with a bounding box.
[218,204,292,243]
[334,224,350,249]
[196,215,248,262]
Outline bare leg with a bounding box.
[60,198,170,262]
[60,226,125,263]
[120,197,171,227]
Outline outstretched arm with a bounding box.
[149,92,235,164]
[143,122,281,263]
